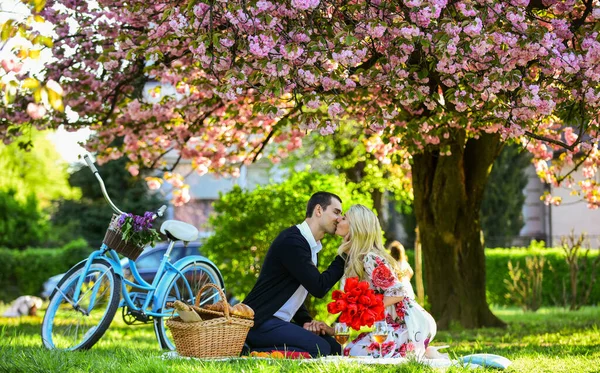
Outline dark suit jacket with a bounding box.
[243,225,346,327]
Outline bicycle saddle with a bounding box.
[160,220,199,242]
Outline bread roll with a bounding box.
[231,303,254,318]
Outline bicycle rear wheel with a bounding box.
[41,258,121,350]
[154,260,223,350]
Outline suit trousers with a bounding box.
[245,317,341,357]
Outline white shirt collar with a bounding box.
[296,221,322,254]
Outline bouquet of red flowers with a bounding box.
[327,277,385,331]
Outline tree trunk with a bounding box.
[411,130,506,329]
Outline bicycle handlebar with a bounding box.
[84,154,98,173]
[83,154,125,216]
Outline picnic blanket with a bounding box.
[161,351,511,369]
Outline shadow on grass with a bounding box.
[0,317,42,338]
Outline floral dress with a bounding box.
[398,260,416,300]
[343,252,437,359]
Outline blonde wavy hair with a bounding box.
[338,204,400,280]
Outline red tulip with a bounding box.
[344,277,359,293]
[347,303,358,318]
[327,302,340,314]
[332,289,345,300]
[335,299,348,312]
[358,295,372,306]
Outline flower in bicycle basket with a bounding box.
[327,277,385,331]
[117,212,162,248]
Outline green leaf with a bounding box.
[33,0,46,13]
[1,20,15,42]
[22,77,40,89]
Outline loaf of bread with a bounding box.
[204,302,228,313]
[231,303,254,318]
[173,300,202,322]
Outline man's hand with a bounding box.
[303,320,334,336]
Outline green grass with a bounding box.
[0,306,598,373]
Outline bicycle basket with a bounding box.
[166,283,254,358]
[102,214,144,260]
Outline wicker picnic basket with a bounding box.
[102,214,144,260]
[166,283,254,358]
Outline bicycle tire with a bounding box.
[41,258,121,350]
[154,260,224,350]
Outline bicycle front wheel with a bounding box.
[41,258,121,350]
[154,261,223,350]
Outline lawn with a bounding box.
[0,306,598,373]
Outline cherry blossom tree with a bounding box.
[4,0,600,328]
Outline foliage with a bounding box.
[1,306,599,372]
[0,129,79,208]
[51,157,165,247]
[485,243,600,308]
[0,0,63,139]
[557,232,600,310]
[283,123,413,205]
[0,189,48,249]
[0,239,92,302]
[203,171,373,316]
[504,256,546,312]
[481,144,531,248]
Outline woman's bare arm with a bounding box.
[383,295,404,307]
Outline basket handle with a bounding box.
[194,283,230,319]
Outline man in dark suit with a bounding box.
[243,191,347,357]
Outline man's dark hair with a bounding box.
[306,192,342,218]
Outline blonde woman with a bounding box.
[388,241,416,300]
[335,205,438,359]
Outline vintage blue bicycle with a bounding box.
[41,155,224,351]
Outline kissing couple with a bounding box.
[243,191,439,359]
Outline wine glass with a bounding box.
[372,321,389,358]
[334,322,350,353]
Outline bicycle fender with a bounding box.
[84,250,125,278]
[152,255,223,311]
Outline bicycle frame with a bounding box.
[69,241,222,319]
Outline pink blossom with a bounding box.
[319,121,337,135]
[248,34,276,57]
[146,178,161,190]
[26,103,46,119]
[306,96,321,109]
[464,18,482,37]
[291,0,319,10]
[1,57,22,73]
[128,165,139,177]
[280,43,304,60]
[172,187,191,207]
[328,102,344,118]
[405,0,422,8]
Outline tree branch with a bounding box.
[571,0,594,32]
[555,147,595,185]
[524,130,579,151]
[249,105,301,163]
